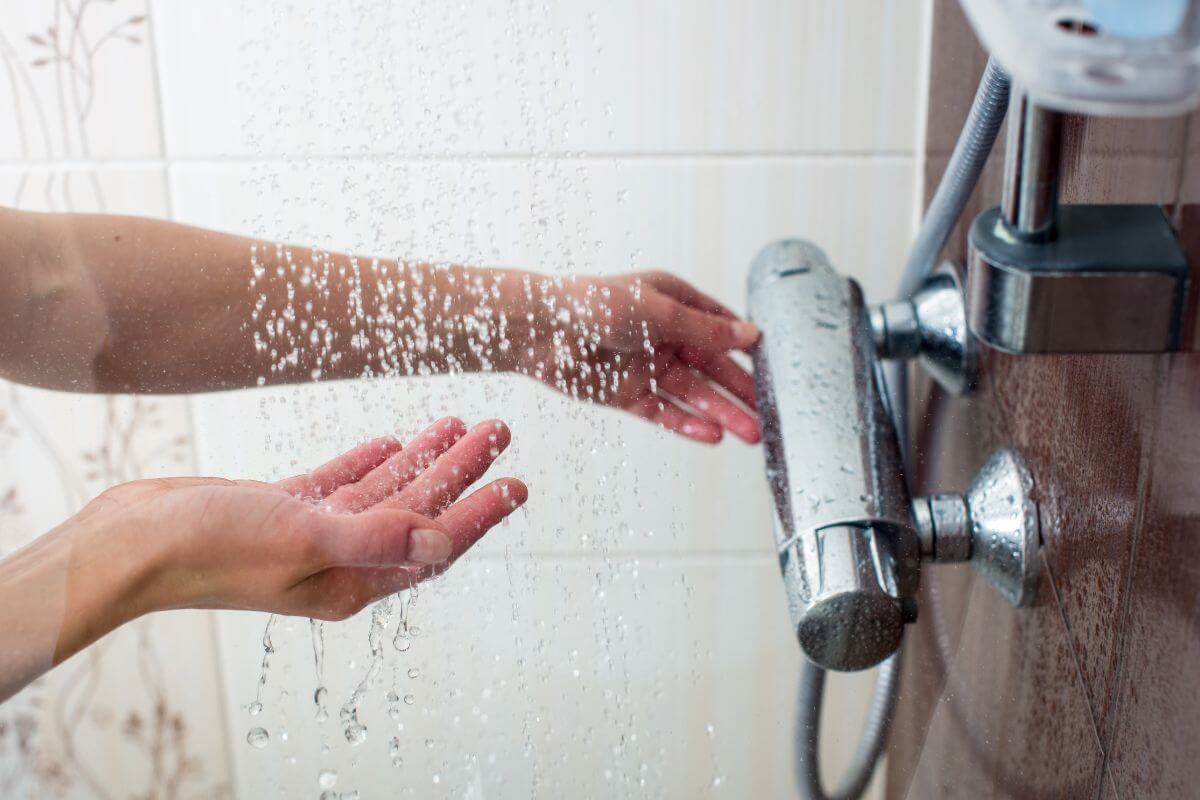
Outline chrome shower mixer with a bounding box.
[747,239,1040,672]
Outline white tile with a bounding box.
[0,164,167,213]
[0,0,161,160]
[212,556,889,798]
[28,612,234,798]
[0,163,233,798]
[0,164,178,549]
[166,156,914,311]
[175,156,915,556]
[151,0,922,158]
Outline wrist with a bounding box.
[53,510,163,660]
[492,267,546,374]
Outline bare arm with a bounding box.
[0,418,526,702]
[0,206,762,442]
[0,207,520,392]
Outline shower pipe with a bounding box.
[792,58,1011,800]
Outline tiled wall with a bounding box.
[0,2,927,797]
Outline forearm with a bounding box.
[0,516,152,701]
[0,208,535,393]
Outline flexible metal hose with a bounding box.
[792,59,1011,800]
[794,652,901,800]
[899,57,1011,298]
[890,57,1011,456]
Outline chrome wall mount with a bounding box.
[967,89,1191,354]
[968,204,1190,353]
[748,240,1041,672]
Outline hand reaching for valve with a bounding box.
[0,209,762,445]
[499,270,762,444]
[0,418,525,702]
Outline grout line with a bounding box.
[1104,766,1120,800]
[1170,115,1193,228]
[1042,549,1112,797]
[1093,354,1170,800]
[143,0,172,187]
[0,151,916,170]
[143,4,242,795]
[466,549,777,563]
[911,0,934,226]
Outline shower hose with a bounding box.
[792,58,1011,800]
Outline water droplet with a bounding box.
[246,727,269,748]
[318,768,338,789]
[344,723,368,746]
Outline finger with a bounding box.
[400,477,529,582]
[645,290,759,352]
[435,477,529,559]
[275,436,403,500]
[658,361,761,444]
[679,346,759,410]
[294,476,528,618]
[638,271,738,318]
[385,419,512,516]
[626,392,723,444]
[311,506,452,568]
[323,417,466,512]
[302,478,528,614]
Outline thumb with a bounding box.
[317,508,452,567]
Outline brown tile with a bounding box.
[1176,110,1200,207]
[988,352,1165,742]
[1096,769,1119,800]
[896,2,1200,795]
[924,0,989,160]
[889,357,1114,799]
[1172,205,1200,353]
[1104,354,1200,799]
[897,568,1105,800]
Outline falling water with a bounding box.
[311,619,329,723]
[221,0,726,795]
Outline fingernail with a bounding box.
[732,321,760,346]
[408,528,451,564]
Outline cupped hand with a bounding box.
[84,417,525,623]
[512,271,762,444]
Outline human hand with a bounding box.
[68,418,524,632]
[507,270,761,444]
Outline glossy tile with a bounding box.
[899,569,1105,800]
[0,163,233,797]
[0,164,168,214]
[175,156,915,555]
[151,0,923,159]
[988,351,1165,741]
[211,555,885,799]
[0,0,161,160]
[1103,354,1200,799]
[166,157,916,303]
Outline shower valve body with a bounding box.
[748,240,1040,672]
